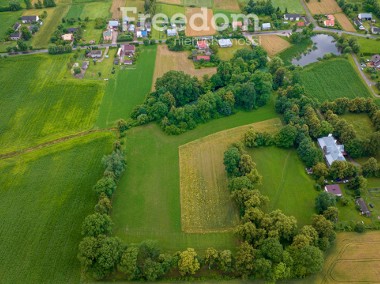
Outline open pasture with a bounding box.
[96,46,157,128]
[335,12,356,32]
[66,3,84,18]
[112,103,278,251]
[305,232,380,284]
[157,0,182,4]
[0,11,23,40]
[299,58,371,102]
[353,37,380,55]
[124,0,145,18]
[179,118,281,233]
[271,0,305,14]
[305,0,342,14]
[0,54,105,154]
[185,7,217,36]
[213,0,240,12]
[0,132,113,283]
[218,41,251,61]
[258,35,291,57]
[152,45,216,90]
[23,5,69,48]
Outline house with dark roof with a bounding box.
[81,61,89,70]
[66,27,78,33]
[10,31,21,40]
[284,14,301,21]
[122,44,136,55]
[318,134,346,167]
[371,54,380,68]
[87,50,102,58]
[358,13,372,21]
[353,18,364,30]
[21,15,39,23]
[356,198,371,216]
[13,22,20,31]
[372,26,380,34]
[325,184,342,197]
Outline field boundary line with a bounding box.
[0,128,115,160]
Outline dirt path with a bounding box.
[0,128,115,160]
[351,54,380,98]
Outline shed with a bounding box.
[324,184,342,197]
[358,13,372,21]
[218,38,233,48]
[356,198,371,216]
[167,28,177,36]
[262,23,271,30]
[81,61,89,70]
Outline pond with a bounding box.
[292,34,341,66]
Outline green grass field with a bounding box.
[340,113,375,140]
[112,103,279,252]
[217,42,250,61]
[250,147,318,226]
[80,1,112,18]
[0,132,113,283]
[0,54,105,154]
[0,11,22,52]
[300,58,371,102]
[66,3,85,18]
[272,0,305,13]
[96,45,157,128]
[355,37,380,55]
[31,5,70,48]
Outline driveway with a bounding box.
[351,54,380,98]
[112,31,118,45]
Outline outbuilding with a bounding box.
[324,184,342,197]
[218,38,233,48]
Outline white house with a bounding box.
[317,134,346,167]
[218,38,233,48]
[262,23,271,30]
[167,28,177,36]
[109,20,119,29]
[358,13,372,21]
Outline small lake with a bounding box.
[292,34,341,66]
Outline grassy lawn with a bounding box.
[80,1,112,18]
[300,58,371,102]
[0,132,114,284]
[249,147,318,226]
[355,37,380,55]
[340,113,375,140]
[111,102,280,252]
[96,45,157,128]
[81,20,103,43]
[217,42,251,61]
[26,5,70,48]
[83,48,118,79]
[0,11,23,52]
[271,0,305,13]
[66,3,85,18]
[0,54,105,154]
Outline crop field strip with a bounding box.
[300,58,372,102]
[258,35,291,57]
[179,118,281,233]
[185,7,216,36]
[334,12,356,32]
[0,132,114,283]
[305,0,342,14]
[0,54,105,154]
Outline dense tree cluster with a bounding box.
[130,47,276,135]
[336,35,360,54]
[243,0,275,15]
[320,97,380,158]
[223,144,331,280]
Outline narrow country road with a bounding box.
[351,54,380,98]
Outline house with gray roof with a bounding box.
[356,198,371,216]
[318,134,346,167]
[284,14,301,21]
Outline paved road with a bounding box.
[351,54,380,98]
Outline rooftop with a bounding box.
[325,184,342,196]
[318,134,346,166]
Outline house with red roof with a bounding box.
[194,55,210,62]
[324,15,335,27]
[197,40,208,50]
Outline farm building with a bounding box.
[61,33,74,41]
[21,15,39,23]
[167,29,177,37]
[372,27,380,34]
[103,29,112,41]
[358,13,372,21]
[371,54,380,68]
[13,22,20,31]
[318,134,346,167]
[197,40,209,50]
[354,19,365,30]
[194,55,210,62]
[218,39,233,48]
[324,184,342,197]
[356,198,371,216]
[10,31,21,40]
[109,20,119,30]
[87,50,102,58]
[324,15,335,27]
[284,14,300,21]
[262,23,271,30]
